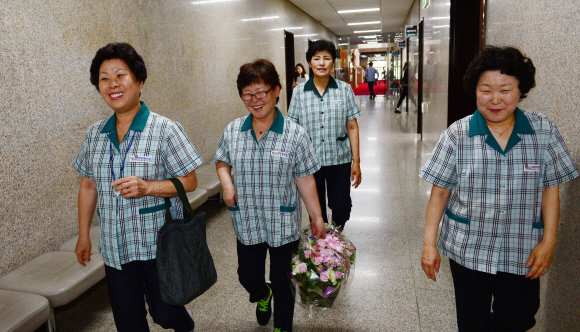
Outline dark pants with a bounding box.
[367,81,376,98]
[396,87,408,108]
[237,239,300,332]
[105,260,195,332]
[314,163,352,229]
[449,259,540,332]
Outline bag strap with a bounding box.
[164,178,194,222]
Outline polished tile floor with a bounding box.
[51,95,460,332]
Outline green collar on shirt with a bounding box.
[303,76,339,98]
[101,101,150,151]
[240,107,284,142]
[469,108,535,155]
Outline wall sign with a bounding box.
[398,40,406,49]
[405,25,418,37]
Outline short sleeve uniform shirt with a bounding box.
[74,102,203,269]
[420,109,578,275]
[287,77,361,167]
[214,108,320,247]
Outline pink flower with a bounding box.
[304,250,312,259]
[298,263,308,273]
[314,256,323,265]
[320,271,330,282]
[335,271,343,279]
[292,256,299,262]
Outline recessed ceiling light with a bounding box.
[354,29,381,33]
[338,8,380,14]
[241,16,279,22]
[271,27,303,31]
[347,21,381,26]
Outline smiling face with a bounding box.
[241,81,280,120]
[309,50,334,79]
[98,58,143,114]
[476,70,521,124]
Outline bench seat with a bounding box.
[0,289,50,332]
[186,188,208,211]
[0,251,105,308]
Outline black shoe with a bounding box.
[256,283,272,326]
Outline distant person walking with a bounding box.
[366,62,378,99]
[395,61,416,112]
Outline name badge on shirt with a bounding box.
[271,151,289,158]
[524,164,540,172]
[131,155,152,163]
[330,100,342,104]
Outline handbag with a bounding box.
[156,177,217,305]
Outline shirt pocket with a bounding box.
[137,201,167,246]
[440,208,471,257]
[280,204,299,239]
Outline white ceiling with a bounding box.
[289,0,415,44]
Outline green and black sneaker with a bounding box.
[256,283,272,325]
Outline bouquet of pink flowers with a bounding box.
[290,224,356,310]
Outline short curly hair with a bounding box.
[90,43,147,91]
[237,59,282,104]
[463,46,535,100]
[306,39,337,64]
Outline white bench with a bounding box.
[0,289,50,332]
[0,252,105,331]
[187,188,208,211]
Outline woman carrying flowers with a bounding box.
[215,59,326,332]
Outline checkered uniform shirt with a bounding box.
[74,102,203,269]
[214,108,320,247]
[420,109,578,275]
[287,76,361,166]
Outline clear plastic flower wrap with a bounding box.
[290,224,356,312]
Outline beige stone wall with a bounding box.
[0,0,336,276]
[486,1,580,330]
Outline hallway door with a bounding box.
[284,30,295,109]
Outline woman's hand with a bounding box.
[112,176,149,198]
[525,241,556,280]
[293,82,299,88]
[421,245,441,281]
[311,216,326,240]
[223,184,238,207]
[351,161,361,188]
[75,235,92,267]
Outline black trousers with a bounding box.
[314,163,352,229]
[105,259,194,332]
[449,259,540,332]
[367,81,376,97]
[237,239,300,332]
[396,87,408,108]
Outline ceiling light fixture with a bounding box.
[360,35,378,38]
[295,34,318,37]
[241,16,279,22]
[347,21,381,26]
[338,8,380,14]
[271,27,303,31]
[354,29,381,33]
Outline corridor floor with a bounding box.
[52,95,460,331]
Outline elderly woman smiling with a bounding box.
[420,46,578,332]
[74,43,201,332]
[215,59,325,332]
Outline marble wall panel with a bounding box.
[486,1,580,330]
[0,0,337,276]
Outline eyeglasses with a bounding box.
[241,88,272,101]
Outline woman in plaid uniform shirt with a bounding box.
[420,46,578,332]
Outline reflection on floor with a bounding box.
[50,96,459,332]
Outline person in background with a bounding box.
[288,39,362,230]
[366,62,378,99]
[292,63,308,88]
[420,46,579,332]
[362,65,367,83]
[215,59,326,332]
[395,61,413,112]
[74,42,201,332]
